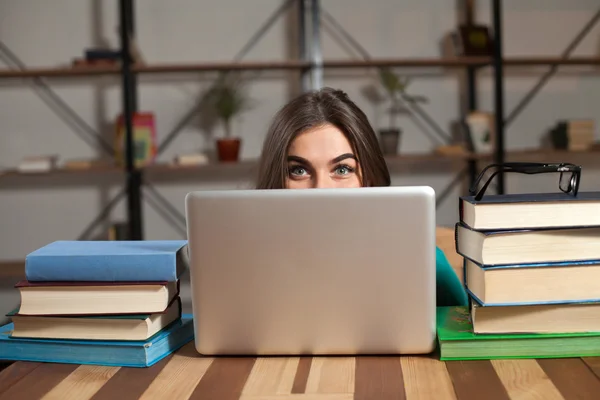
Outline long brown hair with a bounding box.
[256,87,391,189]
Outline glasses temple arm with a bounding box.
[473,170,501,201]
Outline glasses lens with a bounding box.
[559,171,574,193]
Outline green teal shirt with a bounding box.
[436,247,468,306]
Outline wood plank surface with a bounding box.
[89,354,174,400]
[305,357,355,395]
[537,358,600,400]
[240,395,353,400]
[400,356,456,400]
[292,357,313,393]
[2,355,600,399]
[0,363,78,400]
[242,357,300,396]
[188,357,256,400]
[491,359,563,400]
[445,360,510,400]
[0,362,40,396]
[354,356,405,400]
[41,365,119,400]
[138,342,213,400]
[582,357,600,379]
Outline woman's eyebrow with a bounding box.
[330,153,356,164]
[287,155,309,165]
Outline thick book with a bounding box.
[464,258,600,306]
[470,300,600,334]
[15,280,179,316]
[437,306,600,360]
[25,240,189,282]
[0,314,194,367]
[8,297,181,341]
[455,222,600,266]
[459,191,600,231]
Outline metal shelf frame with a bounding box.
[1,1,599,240]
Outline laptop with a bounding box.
[184,186,437,355]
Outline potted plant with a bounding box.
[378,68,428,155]
[203,72,252,162]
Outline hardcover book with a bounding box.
[0,314,194,367]
[469,301,600,335]
[455,222,600,266]
[8,298,181,341]
[463,258,600,306]
[25,240,188,282]
[15,280,180,315]
[437,306,600,360]
[459,191,600,231]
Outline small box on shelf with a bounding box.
[114,112,157,168]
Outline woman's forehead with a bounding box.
[288,124,355,160]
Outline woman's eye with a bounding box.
[289,166,308,176]
[334,165,354,175]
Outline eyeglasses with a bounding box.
[469,162,581,201]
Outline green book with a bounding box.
[437,306,600,360]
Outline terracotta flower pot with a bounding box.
[216,138,241,162]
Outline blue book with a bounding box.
[0,314,195,367]
[25,240,188,282]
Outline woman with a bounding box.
[256,87,467,307]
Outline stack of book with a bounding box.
[437,191,600,360]
[0,240,194,367]
[550,119,595,151]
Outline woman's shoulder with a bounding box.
[435,246,452,267]
[435,246,468,306]
[435,246,457,275]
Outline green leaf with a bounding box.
[203,72,253,124]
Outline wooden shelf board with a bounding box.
[2,56,599,79]
[0,165,123,180]
[474,148,600,161]
[324,56,600,68]
[144,159,258,172]
[0,261,24,279]
[322,57,492,68]
[503,57,600,66]
[135,60,311,73]
[0,66,121,78]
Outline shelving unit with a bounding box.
[0,0,599,241]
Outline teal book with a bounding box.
[25,240,188,282]
[0,314,195,367]
[437,306,600,361]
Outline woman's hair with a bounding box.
[255,87,391,189]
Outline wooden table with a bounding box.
[1,342,600,400]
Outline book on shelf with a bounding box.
[25,240,188,282]
[0,314,194,367]
[459,191,600,231]
[550,119,595,152]
[455,222,600,266]
[17,155,59,173]
[8,297,181,341]
[436,306,600,361]
[15,280,179,316]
